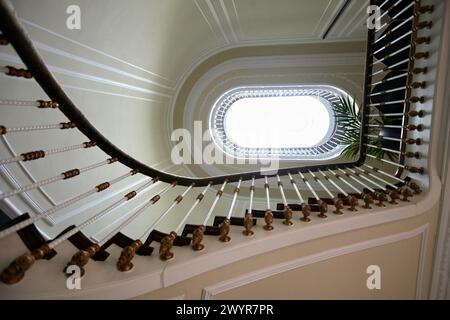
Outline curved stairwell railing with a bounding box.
[0,0,433,286]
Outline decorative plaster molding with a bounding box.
[202,224,430,300]
[21,18,173,84]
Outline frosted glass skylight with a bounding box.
[224,96,331,148]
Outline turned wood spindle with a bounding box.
[405,152,421,159]
[0,245,50,285]
[415,21,432,30]
[406,124,424,131]
[37,100,59,108]
[192,226,206,251]
[409,96,425,104]
[117,240,142,272]
[408,110,425,118]
[348,195,358,212]
[333,198,344,215]
[159,231,177,261]
[375,192,387,208]
[407,181,422,194]
[243,178,256,236]
[362,194,374,209]
[406,166,425,174]
[283,206,294,226]
[264,209,274,230]
[389,190,400,205]
[219,219,231,242]
[405,138,422,145]
[300,204,311,223]
[318,200,328,219]
[401,187,413,202]
[4,66,32,78]
[64,244,100,277]
[243,213,254,236]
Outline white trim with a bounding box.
[205,0,230,44]
[427,0,450,300]
[313,0,336,37]
[0,53,171,100]
[218,0,239,43]
[319,0,347,39]
[21,19,173,84]
[194,0,223,43]
[169,38,367,143]
[32,41,174,91]
[202,224,430,300]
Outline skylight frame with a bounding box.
[209,85,355,161]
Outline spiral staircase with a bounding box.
[0,0,449,299]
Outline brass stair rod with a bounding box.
[67,182,174,275]
[174,183,212,234]
[0,158,116,200]
[318,169,348,197]
[309,170,334,199]
[137,183,195,242]
[345,167,386,191]
[0,168,137,239]
[363,164,405,183]
[202,180,228,226]
[288,172,305,204]
[327,169,362,194]
[337,168,376,193]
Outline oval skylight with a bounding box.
[224,96,332,148]
[209,85,353,160]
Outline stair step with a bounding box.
[149,229,191,246]
[181,224,220,237]
[213,216,257,227]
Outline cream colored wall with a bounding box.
[134,202,440,300]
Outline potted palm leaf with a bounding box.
[332,95,398,162]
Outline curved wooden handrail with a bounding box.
[0,0,368,186]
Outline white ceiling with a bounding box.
[194,0,369,46]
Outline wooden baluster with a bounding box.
[0,141,96,165]
[0,122,76,134]
[277,175,293,226]
[158,184,195,260]
[112,182,176,272]
[173,183,212,251]
[318,169,347,216]
[309,170,332,218]
[220,178,242,242]
[288,172,310,220]
[2,65,32,78]
[263,176,274,231]
[0,158,117,201]
[194,180,228,250]
[243,177,256,236]
[297,172,315,222]
[116,182,178,271]
[1,178,155,284]
[300,171,326,219]
[0,167,135,240]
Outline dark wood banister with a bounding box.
[0,0,370,187]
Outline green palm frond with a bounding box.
[332,95,398,162]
